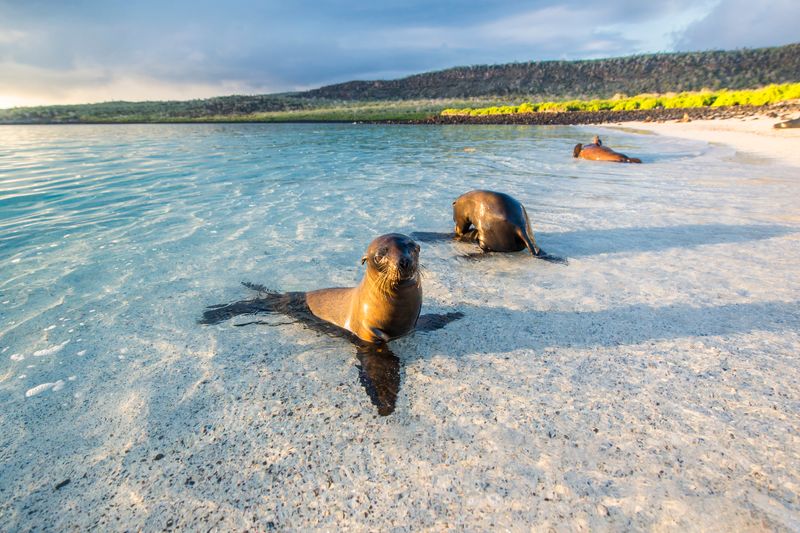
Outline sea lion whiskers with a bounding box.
[374,263,416,296]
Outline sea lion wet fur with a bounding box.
[305,233,422,344]
[452,190,541,256]
[574,135,642,163]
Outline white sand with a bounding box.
[614,114,800,168]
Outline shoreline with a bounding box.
[4,104,799,169]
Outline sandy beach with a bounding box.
[614,114,800,168]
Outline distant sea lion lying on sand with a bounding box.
[573,135,642,163]
[453,190,541,256]
[774,118,800,129]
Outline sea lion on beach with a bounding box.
[453,190,541,256]
[573,135,642,163]
[305,233,422,344]
[774,118,800,129]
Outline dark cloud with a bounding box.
[674,0,800,51]
[0,0,795,106]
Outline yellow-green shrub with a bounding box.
[439,82,800,116]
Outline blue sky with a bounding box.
[0,0,797,107]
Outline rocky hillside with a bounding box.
[304,44,800,100]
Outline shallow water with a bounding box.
[1,124,799,530]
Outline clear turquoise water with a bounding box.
[2,124,799,530]
[1,122,795,402]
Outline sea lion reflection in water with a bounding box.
[199,234,462,415]
[574,135,642,163]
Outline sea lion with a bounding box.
[774,118,800,129]
[199,234,463,415]
[304,233,422,344]
[452,190,541,256]
[573,135,642,163]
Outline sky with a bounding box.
[0,0,797,108]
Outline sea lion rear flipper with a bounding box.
[573,143,583,158]
[516,212,540,257]
[626,157,642,164]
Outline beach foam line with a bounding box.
[25,379,64,397]
[33,339,70,357]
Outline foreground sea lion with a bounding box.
[573,135,642,163]
[453,190,541,256]
[305,233,422,343]
[201,234,423,343]
[199,234,463,415]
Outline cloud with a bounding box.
[0,0,793,107]
[674,0,800,50]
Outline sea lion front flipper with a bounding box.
[198,296,281,324]
[455,229,481,243]
[415,312,464,333]
[535,251,569,265]
[355,343,400,416]
[370,328,392,343]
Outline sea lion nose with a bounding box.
[399,256,411,270]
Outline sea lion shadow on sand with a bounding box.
[410,231,569,264]
[199,282,463,416]
[435,299,800,356]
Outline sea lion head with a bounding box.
[361,233,421,290]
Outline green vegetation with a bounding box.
[440,83,800,116]
[0,97,507,124]
[0,43,797,124]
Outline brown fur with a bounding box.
[452,190,540,256]
[574,136,641,163]
[305,234,422,344]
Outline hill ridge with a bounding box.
[1,43,798,123]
